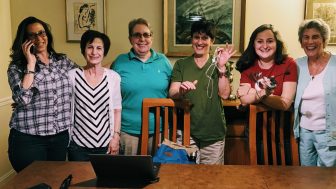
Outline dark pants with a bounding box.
[8,129,69,172]
[68,141,108,161]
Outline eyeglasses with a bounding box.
[131,32,152,39]
[27,30,47,40]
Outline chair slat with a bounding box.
[262,111,268,165]
[271,111,277,165]
[279,111,286,165]
[154,107,161,151]
[141,106,150,155]
[248,105,257,165]
[164,107,169,139]
[172,108,177,142]
[183,109,191,146]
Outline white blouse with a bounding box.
[68,68,122,148]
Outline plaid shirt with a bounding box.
[7,54,76,136]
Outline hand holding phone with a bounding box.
[22,40,37,65]
[30,45,36,54]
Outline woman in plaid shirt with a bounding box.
[7,17,76,172]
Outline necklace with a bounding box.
[308,51,330,78]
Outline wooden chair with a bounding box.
[140,98,192,155]
[248,104,300,165]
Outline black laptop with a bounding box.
[89,154,160,187]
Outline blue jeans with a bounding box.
[8,129,69,172]
[68,141,108,161]
[300,127,336,167]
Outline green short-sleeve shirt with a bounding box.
[171,56,226,143]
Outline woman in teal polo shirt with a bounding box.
[111,18,172,155]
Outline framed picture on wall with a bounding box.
[66,0,106,42]
[305,0,336,45]
[163,0,246,57]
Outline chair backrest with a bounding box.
[140,98,192,155]
[248,104,300,165]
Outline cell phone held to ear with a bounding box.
[30,45,36,54]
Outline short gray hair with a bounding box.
[298,18,330,48]
[128,18,152,37]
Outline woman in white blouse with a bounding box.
[68,30,122,161]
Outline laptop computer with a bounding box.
[89,154,160,187]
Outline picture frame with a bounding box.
[66,0,106,42]
[163,0,246,57]
[305,0,336,45]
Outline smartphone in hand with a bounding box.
[30,45,36,54]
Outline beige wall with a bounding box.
[2,0,335,183]
[246,0,305,58]
[245,0,336,57]
[0,0,15,185]
[10,0,164,66]
[11,0,336,65]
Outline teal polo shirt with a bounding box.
[111,49,172,135]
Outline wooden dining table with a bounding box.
[2,161,336,189]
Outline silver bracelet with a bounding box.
[24,70,35,74]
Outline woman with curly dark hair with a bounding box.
[7,16,76,172]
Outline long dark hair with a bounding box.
[10,16,64,70]
[236,24,288,72]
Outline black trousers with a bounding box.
[8,129,68,172]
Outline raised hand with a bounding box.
[216,43,236,70]
[21,40,37,69]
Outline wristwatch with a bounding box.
[218,70,228,78]
[113,131,121,137]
